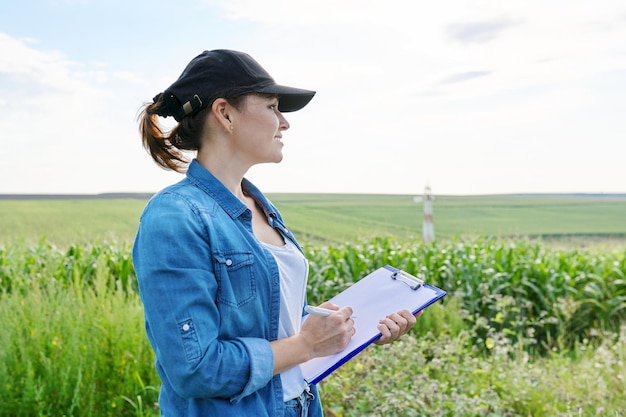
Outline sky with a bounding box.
[1,0,625,196]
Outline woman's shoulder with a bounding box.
[144,178,219,215]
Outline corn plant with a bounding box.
[1,237,625,416]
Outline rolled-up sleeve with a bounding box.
[230,337,275,403]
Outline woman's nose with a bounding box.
[278,111,290,130]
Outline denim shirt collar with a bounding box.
[185,159,275,219]
[185,159,299,251]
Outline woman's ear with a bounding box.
[211,98,234,133]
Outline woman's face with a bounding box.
[231,94,290,165]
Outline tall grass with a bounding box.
[0,241,159,416]
[321,325,626,416]
[1,237,625,416]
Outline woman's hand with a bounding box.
[272,302,355,375]
[299,302,356,359]
[374,309,422,345]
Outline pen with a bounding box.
[304,305,356,318]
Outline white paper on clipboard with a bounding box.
[300,265,447,384]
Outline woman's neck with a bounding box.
[196,152,248,199]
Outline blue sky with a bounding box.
[1,0,625,195]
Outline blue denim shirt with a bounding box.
[132,160,320,416]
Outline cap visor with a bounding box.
[256,84,315,112]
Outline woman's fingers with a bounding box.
[375,309,420,345]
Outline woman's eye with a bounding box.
[269,104,277,110]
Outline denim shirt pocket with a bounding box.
[213,251,256,307]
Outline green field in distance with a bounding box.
[1,193,625,248]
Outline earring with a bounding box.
[229,124,234,132]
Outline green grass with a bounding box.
[1,194,625,247]
[270,193,626,243]
[0,199,146,247]
[321,325,626,416]
[0,242,158,416]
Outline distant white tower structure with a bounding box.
[422,185,435,243]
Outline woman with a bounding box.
[133,49,417,416]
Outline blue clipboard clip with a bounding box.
[390,270,424,290]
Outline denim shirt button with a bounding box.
[225,259,233,266]
[182,324,190,332]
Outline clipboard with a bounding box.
[300,265,447,385]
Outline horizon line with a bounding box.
[1,192,626,200]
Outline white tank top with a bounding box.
[260,238,308,401]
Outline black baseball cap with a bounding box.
[153,49,316,121]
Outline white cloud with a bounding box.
[0,33,167,193]
[0,34,91,94]
[112,70,150,85]
[224,0,626,107]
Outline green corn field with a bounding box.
[1,237,625,416]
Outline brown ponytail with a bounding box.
[137,95,208,173]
